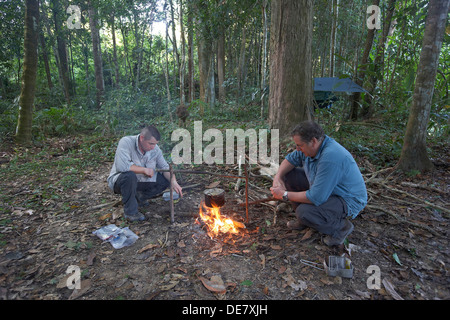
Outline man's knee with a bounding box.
[284,168,309,192]
[295,203,316,224]
[114,171,138,194]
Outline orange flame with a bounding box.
[198,201,244,238]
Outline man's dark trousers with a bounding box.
[113,171,170,216]
[283,168,348,238]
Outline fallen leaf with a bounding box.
[99,213,112,221]
[392,253,402,266]
[278,265,287,274]
[199,276,226,294]
[382,279,404,300]
[69,279,92,300]
[301,229,314,241]
[210,244,223,258]
[137,243,158,254]
[283,274,307,291]
[160,280,179,291]
[206,181,220,189]
[271,244,282,250]
[112,208,122,220]
[86,252,96,266]
[259,254,266,269]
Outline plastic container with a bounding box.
[325,256,354,278]
[163,191,180,201]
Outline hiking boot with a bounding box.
[287,219,307,231]
[124,212,146,222]
[323,220,354,246]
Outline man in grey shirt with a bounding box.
[108,125,183,221]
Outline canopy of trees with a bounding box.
[0,0,448,173]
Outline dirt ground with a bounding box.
[0,153,449,301]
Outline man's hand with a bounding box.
[143,168,154,178]
[272,176,286,190]
[270,186,285,200]
[172,181,183,197]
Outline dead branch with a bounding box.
[365,204,440,236]
[88,200,121,211]
[400,181,447,195]
[367,180,450,217]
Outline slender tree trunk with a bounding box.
[207,44,216,108]
[52,0,71,105]
[187,6,194,103]
[260,0,269,119]
[237,27,246,100]
[329,0,338,78]
[164,22,173,122]
[15,0,39,145]
[169,0,180,91]
[39,33,53,90]
[217,28,226,103]
[397,0,449,173]
[179,0,186,105]
[349,0,380,120]
[111,14,120,87]
[361,0,397,119]
[268,0,313,137]
[198,34,210,104]
[88,1,105,108]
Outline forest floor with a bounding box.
[0,136,449,301]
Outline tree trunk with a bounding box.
[217,28,226,103]
[52,0,71,105]
[39,33,53,90]
[111,14,120,87]
[169,0,180,92]
[237,27,246,100]
[329,0,338,78]
[361,0,397,119]
[198,33,211,104]
[15,0,39,145]
[397,0,449,173]
[260,0,269,119]
[164,21,173,122]
[179,0,186,105]
[187,6,194,103]
[349,0,380,121]
[88,1,105,108]
[268,0,313,137]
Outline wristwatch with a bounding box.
[282,191,289,201]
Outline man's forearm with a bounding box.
[274,159,295,182]
[130,164,146,174]
[287,190,313,204]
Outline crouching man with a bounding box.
[270,121,367,246]
[107,125,183,222]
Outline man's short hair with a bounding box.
[140,125,161,141]
[291,121,325,143]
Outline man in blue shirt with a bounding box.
[270,121,367,246]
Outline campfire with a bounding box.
[198,202,245,238]
[197,188,245,239]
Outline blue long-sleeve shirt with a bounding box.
[285,135,367,218]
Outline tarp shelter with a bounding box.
[314,77,367,109]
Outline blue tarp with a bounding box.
[313,77,368,108]
[314,77,367,93]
